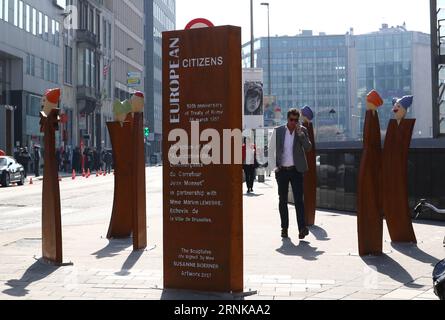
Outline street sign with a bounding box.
[127,72,142,87]
[185,18,214,30]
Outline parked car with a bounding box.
[0,156,25,187]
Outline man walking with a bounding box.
[269,109,312,240]
[104,150,113,174]
[33,145,41,177]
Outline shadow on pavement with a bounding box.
[276,239,325,261]
[244,193,264,197]
[391,243,440,267]
[160,289,252,301]
[115,250,145,276]
[309,225,331,241]
[2,260,59,297]
[361,254,423,289]
[92,238,133,259]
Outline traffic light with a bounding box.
[144,127,150,138]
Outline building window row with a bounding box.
[154,1,175,31]
[26,53,59,84]
[0,0,60,46]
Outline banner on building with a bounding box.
[242,68,264,130]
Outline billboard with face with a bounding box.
[244,81,263,116]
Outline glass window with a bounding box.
[366,51,375,64]
[385,49,394,62]
[50,19,55,44]
[18,0,22,29]
[4,0,8,22]
[64,45,72,84]
[402,47,411,61]
[40,58,44,79]
[44,15,48,40]
[25,53,30,74]
[375,36,384,49]
[30,55,35,76]
[376,50,385,63]
[38,11,42,36]
[46,60,50,80]
[55,21,59,46]
[78,48,84,85]
[0,0,4,20]
[89,8,93,32]
[366,36,375,50]
[13,0,17,26]
[32,8,36,35]
[25,4,30,32]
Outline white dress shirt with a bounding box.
[245,143,256,165]
[282,127,295,167]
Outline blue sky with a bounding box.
[176,0,430,43]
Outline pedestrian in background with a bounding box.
[18,147,32,178]
[104,150,113,174]
[55,148,62,172]
[243,137,257,194]
[33,145,41,177]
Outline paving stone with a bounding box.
[1,171,444,301]
[380,289,426,300]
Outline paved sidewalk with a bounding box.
[0,172,444,300]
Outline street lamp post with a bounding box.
[250,0,255,68]
[261,2,271,96]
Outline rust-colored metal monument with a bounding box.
[106,121,133,239]
[357,90,384,256]
[382,96,417,243]
[301,106,317,226]
[107,93,147,250]
[40,88,63,265]
[162,25,243,293]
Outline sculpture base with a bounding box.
[35,256,74,267]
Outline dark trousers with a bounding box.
[105,163,112,174]
[276,168,306,232]
[34,161,40,177]
[243,165,255,190]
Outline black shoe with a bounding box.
[299,227,309,240]
[281,229,289,239]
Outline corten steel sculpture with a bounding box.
[162,26,243,293]
[301,106,317,226]
[106,100,133,239]
[106,93,147,250]
[382,96,417,243]
[129,92,147,250]
[40,88,63,265]
[357,90,384,256]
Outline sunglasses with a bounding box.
[288,118,299,123]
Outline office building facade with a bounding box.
[0,0,64,150]
[243,31,354,142]
[243,25,432,142]
[144,0,175,161]
[355,24,432,140]
[61,0,115,151]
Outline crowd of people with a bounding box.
[13,145,114,177]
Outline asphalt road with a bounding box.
[0,167,163,231]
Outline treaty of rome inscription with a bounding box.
[162,26,243,293]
